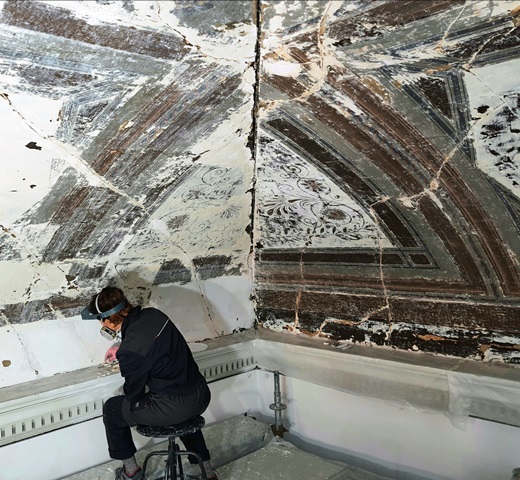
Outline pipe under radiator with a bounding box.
[269,370,287,437]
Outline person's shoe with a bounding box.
[206,471,218,480]
[115,466,143,480]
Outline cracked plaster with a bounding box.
[255,0,520,363]
[0,0,256,387]
[2,0,520,388]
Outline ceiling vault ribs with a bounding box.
[261,117,487,294]
[261,76,489,293]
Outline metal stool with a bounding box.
[137,415,208,480]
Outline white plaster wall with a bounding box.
[0,317,109,387]
[150,277,254,341]
[3,369,520,480]
[254,373,520,480]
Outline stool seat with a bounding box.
[137,415,205,438]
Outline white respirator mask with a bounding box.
[81,294,127,341]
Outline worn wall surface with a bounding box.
[255,0,520,363]
[2,0,520,389]
[0,0,256,387]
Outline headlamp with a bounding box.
[81,295,127,320]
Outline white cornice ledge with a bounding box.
[2,328,520,447]
[254,328,520,428]
[0,336,256,446]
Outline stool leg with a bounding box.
[166,437,177,480]
[141,450,169,479]
[176,443,185,479]
[185,451,208,480]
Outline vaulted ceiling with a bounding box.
[0,1,519,377]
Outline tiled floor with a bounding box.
[63,415,390,480]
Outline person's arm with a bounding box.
[117,350,151,401]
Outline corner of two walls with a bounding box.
[3,0,520,391]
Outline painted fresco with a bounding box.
[256,0,520,363]
[0,0,255,387]
[1,0,520,389]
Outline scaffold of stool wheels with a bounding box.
[136,415,208,480]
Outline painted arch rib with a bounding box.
[326,72,520,296]
[261,79,489,293]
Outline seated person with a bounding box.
[82,286,217,480]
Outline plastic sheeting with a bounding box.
[255,333,520,426]
[448,371,520,427]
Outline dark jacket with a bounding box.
[116,306,205,402]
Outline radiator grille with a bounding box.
[0,342,256,446]
[201,356,255,380]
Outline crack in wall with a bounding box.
[463,25,518,71]
[10,324,40,377]
[398,66,510,212]
[292,179,344,330]
[250,0,261,283]
[437,2,468,51]
[314,317,370,338]
[294,288,302,330]
[0,222,53,305]
[368,198,392,342]
[258,0,340,115]
[296,0,337,101]
[155,0,253,64]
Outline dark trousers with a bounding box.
[103,381,211,462]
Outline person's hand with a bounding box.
[104,343,120,364]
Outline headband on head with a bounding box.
[81,294,127,320]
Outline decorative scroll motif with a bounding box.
[181,167,244,203]
[257,135,390,249]
[154,165,249,252]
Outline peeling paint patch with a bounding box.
[263,60,302,78]
[465,59,520,196]
[25,141,42,150]
[193,255,242,281]
[153,259,192,285]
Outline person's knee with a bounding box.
[102,396,125,426]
